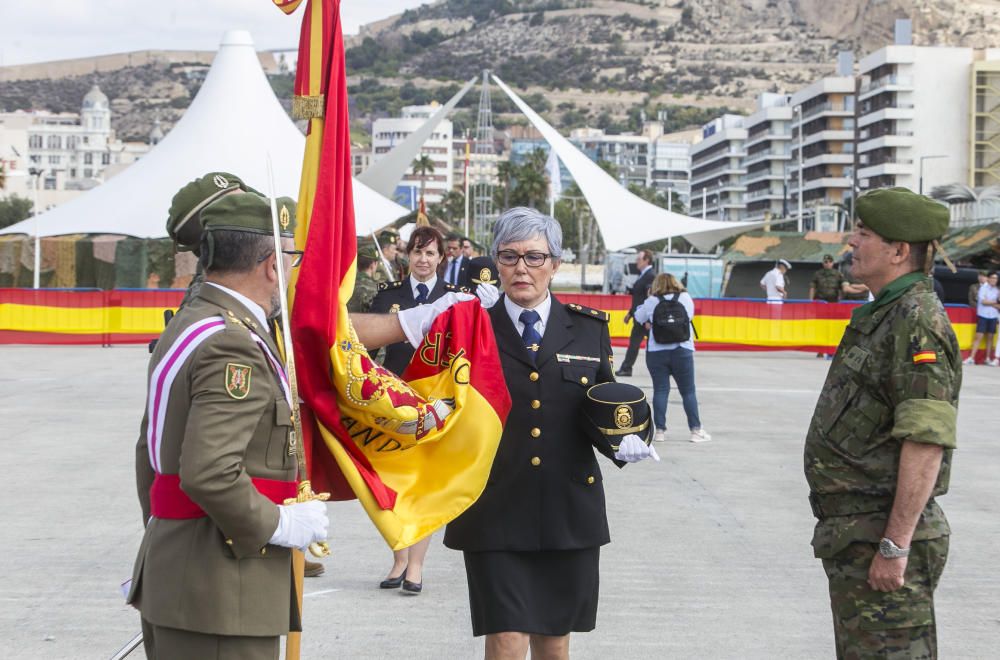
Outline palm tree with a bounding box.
[411,154,435,206]
[0,161,6,190]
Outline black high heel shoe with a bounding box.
[379,567,407,589]
[402,578,422,595]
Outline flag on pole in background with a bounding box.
[273,0,510,550]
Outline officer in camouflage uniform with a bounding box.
[804,187,960,659]
[373,229,406,283]
[347,241,380,313]
[809,254,846,303]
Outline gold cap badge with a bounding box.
[279,204,291,230]
[213,174,229,189]
[614,404,633,429]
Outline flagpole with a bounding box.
[463,135,471,237]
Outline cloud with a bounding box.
[0,0,431,66]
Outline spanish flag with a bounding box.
[274,0,509,549]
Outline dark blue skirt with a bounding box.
[462,547,600,637]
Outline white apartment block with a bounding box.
[569,126,653,188]
[0,85,149,210]
[651,128,697,209]
[857,45,972,194]
[690,115,747,221]
[371,103,454,205]
[741,94,792,224]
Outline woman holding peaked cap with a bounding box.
[445,207,658,660]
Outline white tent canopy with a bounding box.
[1,30,408,239]
[492,75,764,253]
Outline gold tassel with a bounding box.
[292,95,325,120]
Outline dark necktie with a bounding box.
[449,258,459,284]
[519,309,542,363]
[415,282,429,304]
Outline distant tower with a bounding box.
[81,85,110,133]
[472,70,496,244]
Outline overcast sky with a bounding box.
[0,0,431,66]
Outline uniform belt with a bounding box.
[150,473,297,519]
[808,492,895,520]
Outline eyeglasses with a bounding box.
[282,249,304,268]
[496,250,552,268]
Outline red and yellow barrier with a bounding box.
[0,289,977,350]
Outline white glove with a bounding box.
[614,433,660,463]
[397,291,475,348]
[475,281,500,309]
[269,500,329,551]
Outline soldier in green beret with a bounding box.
[804,187,960,658]
[374,229,407,283]
[166,172,261,310]
[809,254,845,303]
[130,191,329,659]
[348,241,380,313]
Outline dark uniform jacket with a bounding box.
[445,294,621,552]
[445,255,472,288]
[128,284,299,636]
[370,275,461,375]
[627,267,655,318]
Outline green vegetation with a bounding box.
[0,195,34,230]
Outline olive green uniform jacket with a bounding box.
[127,284,300,636]
[804,275,960,559]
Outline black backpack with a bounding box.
[651,293,693,344]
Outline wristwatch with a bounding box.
[878,537,910,559]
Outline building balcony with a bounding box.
[788,177,852,193]
[691,164,747,186]
[743,169,784,185]
[858,74,914,102]
[858,162,913,179]
[858,134,915,153]
[744,130,791,150]
[801,153,854,169]
[744,188,784,201]
[743,148,791,168]
[858,106,915,128]
[801,101,855,121]
[800,130,855,149]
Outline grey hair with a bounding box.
[491,207,563,259]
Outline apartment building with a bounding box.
[741,94,792,224]
[371,102,454,205]
[970,52,1000,188]
[857,40,971,193]
[689,115,747,221]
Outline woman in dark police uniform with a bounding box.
[370,225,459,593]
[445,207,656,659]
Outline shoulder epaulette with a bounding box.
[378,280,404,291]
[566,303,609,322]
[443,283,470,293]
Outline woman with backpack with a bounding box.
[632,273,711,444]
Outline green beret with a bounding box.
[357,242,380,260]
[378,229,399,245]
[855,187,949,242]
[201,193,295,237]
[167,172,248,250]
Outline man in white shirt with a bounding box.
[444,234,469,287]
[760,259,791,303]
[965,270,1000,365]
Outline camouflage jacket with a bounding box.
[804,274,960,558]
[810,268,845,302]
[347,270,378,313]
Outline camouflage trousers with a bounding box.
[821,537,949,659]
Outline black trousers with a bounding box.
[619,321,647,371]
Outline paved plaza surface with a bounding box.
[2,345,998,659]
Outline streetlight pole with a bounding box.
[795,105,803,232]
[28,167,44,289]
[918,154,947,195]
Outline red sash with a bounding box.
[150,473,298,519]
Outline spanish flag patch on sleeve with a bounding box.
[912,350,937,365]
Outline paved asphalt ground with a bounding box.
[2,345,998,659]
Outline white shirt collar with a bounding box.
[504,292,552,338]
[640,264,653,275]
[409,273,438,299]
[206,282,269,328]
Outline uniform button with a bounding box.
[530,399,541,409]
[225,538,234,546]
[260,547,267,555]
[580,376,589,385]
[529,371,539,382]
[586,476,595,485]
[531,456,541,466]
[530,427,541,438]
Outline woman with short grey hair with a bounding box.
[446,207,656,660]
